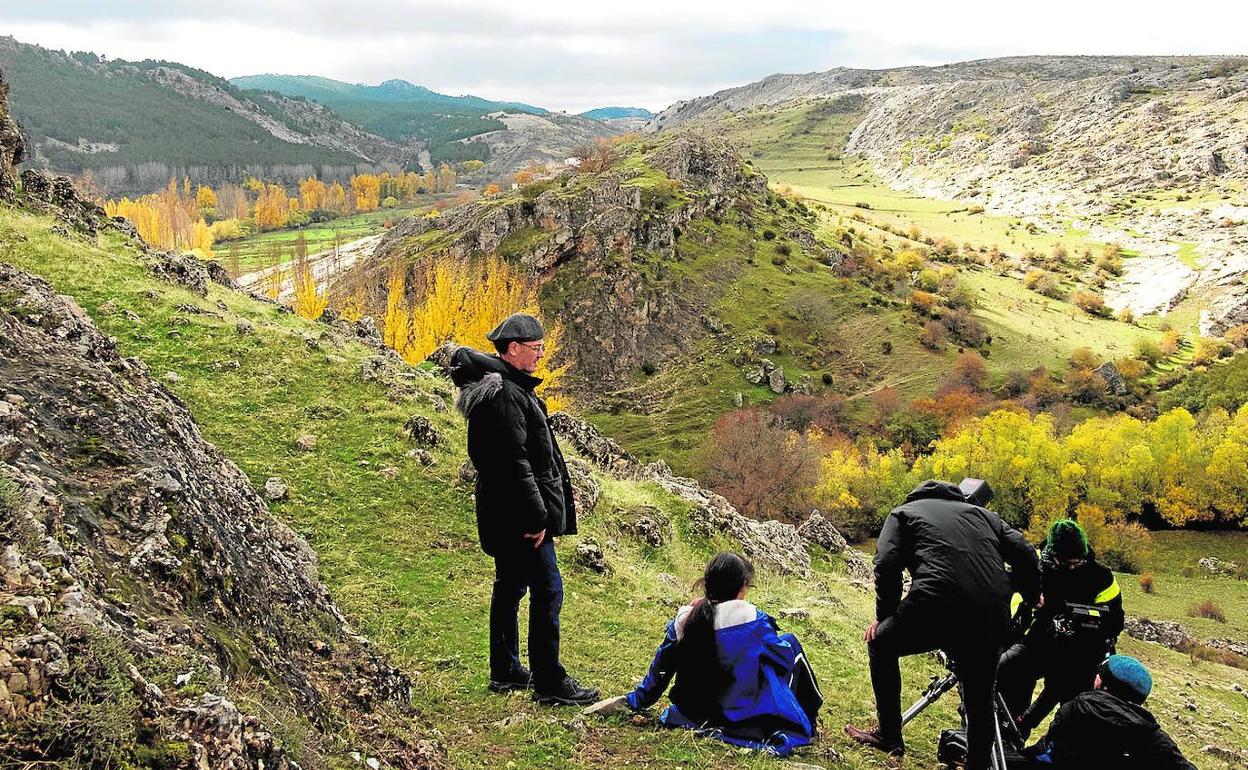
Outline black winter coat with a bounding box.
[1026,688,1196,769]
[451,347,576,557]
[874,480,1040,626]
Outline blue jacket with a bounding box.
[625,602,817,756]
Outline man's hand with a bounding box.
[864,620,880,643]
[524,529,547,549]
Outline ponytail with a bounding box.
[675,552,754,722]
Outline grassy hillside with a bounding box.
[4,194,1245,766]
[0,37,360,172]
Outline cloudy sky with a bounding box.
[4,1,1247,113]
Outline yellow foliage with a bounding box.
[351,174,381,213]
[195,185,218,211]
[254,183,290,230]
[380,252,567,407]
[292,255,328,321]
[325,181,349,214]
[299,177,327,211]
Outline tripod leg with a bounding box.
[901,673,958,727]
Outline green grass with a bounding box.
[217,206,425,273]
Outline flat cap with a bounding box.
[486,313,545,342]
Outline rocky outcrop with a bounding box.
[550,414,812,576]
[0,70,22,200]
[372,133,771,390]
[0,263,440,767]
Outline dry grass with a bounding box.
[1188,599,1227,623]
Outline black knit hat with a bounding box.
[1046,519,1089,559]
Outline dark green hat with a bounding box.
[1046,519,1089,559]
[486,313,544,342]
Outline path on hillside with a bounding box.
[235,233,383,304]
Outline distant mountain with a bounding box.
[0,36,416,194]
[579,106,655,120]
[232,74,547,163]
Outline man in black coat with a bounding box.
[845,479,1040,770]
[451,313,599,706]
[999,519,1124,736]
[1021,654,1196,769]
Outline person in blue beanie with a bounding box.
[583,553,822,756]
[1022,654,1196,769]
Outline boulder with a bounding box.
[295,434,318,452]
[405,415,444,447]
[235,320,255,336]
[262,476,289,501]
[767,367,789,394]
[615,505,670,548]
[796,511,849,553]
[1124,616,1196,650]
[148,251,210,297]
[574,539,609,574]
[843,548,875,590]
[1198,556,1240,577]
[1094,361,1129,396]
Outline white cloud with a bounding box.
[3,1,1247,113]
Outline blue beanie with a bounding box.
[1099,654,1152,704]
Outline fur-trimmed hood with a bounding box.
[451,346,541,417]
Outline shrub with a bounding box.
[1116,308,1136,325]
[1139,573,1156,594]
[1071,290,1107,316]
[698,409,821,520]
[641,361,657,376]
[920,320,947,350]
[771,254,788,266]
[1024,270,1061,298]
[854,201,872,209]
[1135,337,1162,364]
[775,242,793,257]
[763,229,777,240]
[1188,599,1226,623]
[909,290,938,315]
[943,308,988,347]
[881,340,893,354]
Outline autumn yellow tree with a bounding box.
[195,184,218,213]
[292,254,328,320]
[483,183,502,196]
[438,163,456,193]
[352,174,381,212]
[382,256,411,353]
[299,177,327,211]
[325,181,349,214]
[254,183,290,230]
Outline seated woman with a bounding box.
[586,552,822,756]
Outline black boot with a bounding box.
[488,665,532,693]
[533,675,600,706]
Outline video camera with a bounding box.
[959,477,994,508]
[1051,602,1112,638]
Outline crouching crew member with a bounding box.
[845,479,1040,770]
[1022,654,1196,769]
[999,519,1124,736]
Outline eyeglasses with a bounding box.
[518,341,545,353]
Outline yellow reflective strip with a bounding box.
[1094,578,1121,604]
[1010,593,1023,617]
[1088,608,1101,616]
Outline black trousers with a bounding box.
[489,538,566,688]
[869,609,1004,770]
[998,638,1103,732]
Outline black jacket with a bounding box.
[1029,545,1125,648]
[1026,688,1196,769]
[874,480,1040,626]
[451,347,576,556]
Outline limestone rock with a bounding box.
[797,511,849,553]
[262,476,289,501]
[574,539,609,574]
[767,367,789,394]
[615,505,670,548]
[405,415,444,447]
[843,548,875,590]
[1094,361,1128,396]
[407,448,436,466]
[566,457,600,515]
[236,320,255,336]
[1124,616,1196,650]
[295,434,318,452]
[1198,556,1240,577]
